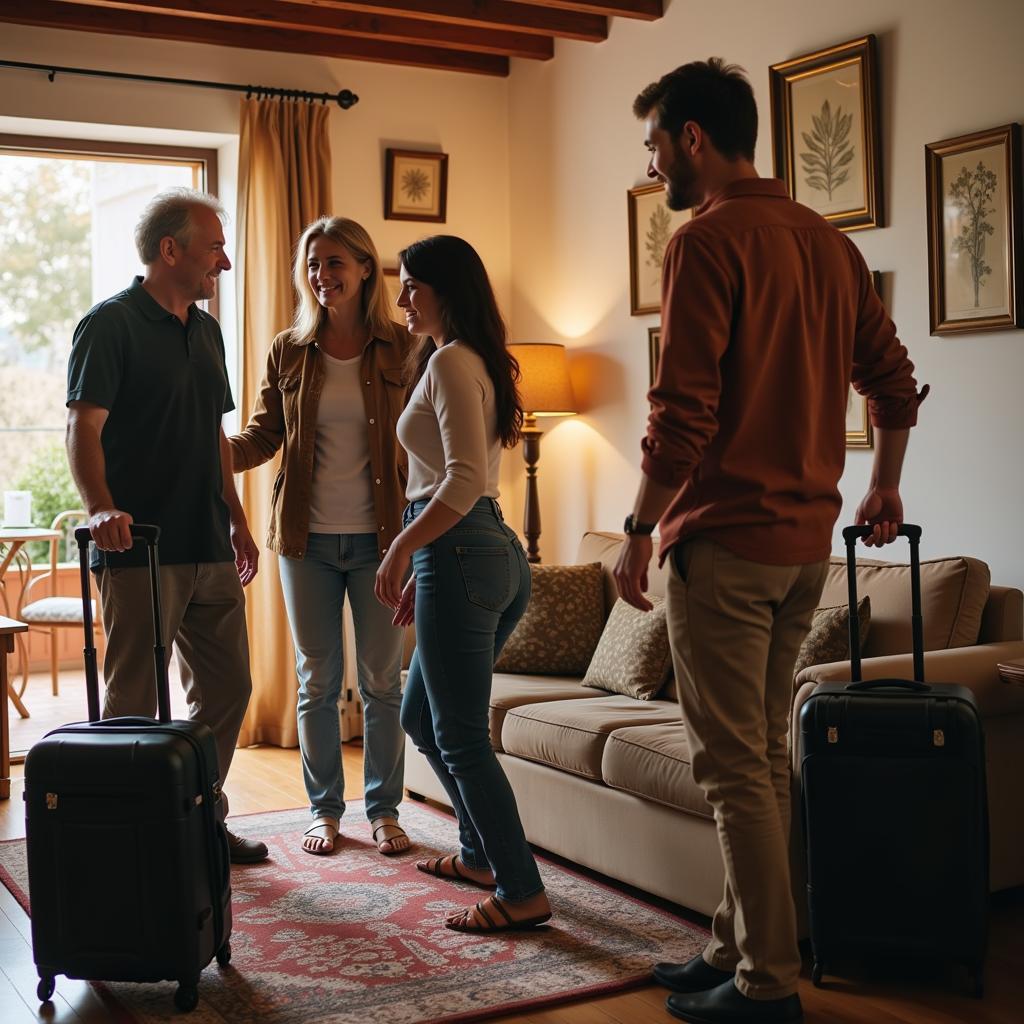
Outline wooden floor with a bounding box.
[2,671,1022,1023]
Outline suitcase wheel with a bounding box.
[174,983,199,1013]
[37,975,56,1003]
[216,941,232,968]
[811,961,824,987]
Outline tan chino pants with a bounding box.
[97,562,252,796]
[667,538,827,1000]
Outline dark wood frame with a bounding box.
[769,35,883,232]
[845,272,881,449]
[925,123,1023,335]
[647,325,661,387]
[384,148,448,223]
[628,182,680,316]
[0,133,220,317]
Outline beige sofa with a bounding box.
[404,532,1024,917]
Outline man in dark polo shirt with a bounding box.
[613,61,925,1023]
[66,188,267,863]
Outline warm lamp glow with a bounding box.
[508,343,577,418]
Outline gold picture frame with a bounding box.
[925,123,1023,335]
[846,270,882,449]
[628,183,692,316]
[770,36,883,232]
[384,148,448,223]
[647,326,661,387]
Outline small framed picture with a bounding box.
[381,267,403,311]
[647,326,661,387]
[628,183,692,316]
[769,36,883,231]
[925,123,1022,335]
[384,148,448,222]
[846,270,882,449]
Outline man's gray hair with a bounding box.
[134,188,226,265]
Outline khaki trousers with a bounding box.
[97,562,252,796]
[667,538,827,1000]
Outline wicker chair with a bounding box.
[18,510,96,697]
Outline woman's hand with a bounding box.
[375,537,412,609]
[392,575,416,627]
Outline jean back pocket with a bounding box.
[454,545,513,611]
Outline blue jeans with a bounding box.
[400,498,543,902]
[279,532,405,823]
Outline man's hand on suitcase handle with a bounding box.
[853,486,903,547]
[88,509,135,552]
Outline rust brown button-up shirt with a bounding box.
[228,323,413,560]
[643,178,927,566]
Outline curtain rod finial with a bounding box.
[337,89,358,110]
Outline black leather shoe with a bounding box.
[226,828,269,864]
[666,980,803,1023]
[654,954,735,992]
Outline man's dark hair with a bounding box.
[633,58,757,162]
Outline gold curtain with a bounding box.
[235,98,332,747]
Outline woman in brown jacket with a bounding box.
[229,217,414,856]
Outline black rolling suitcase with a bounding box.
[799,524,988,997]
[23,524,232,1013]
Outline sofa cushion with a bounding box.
[581,596,673,700]
[501,696,681,780]
[494,562,605,675]
[793,597,870,677]
[488,674,605,752]
[817,556,990,656]
[602,722,713,820]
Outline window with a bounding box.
[0,136,223,559]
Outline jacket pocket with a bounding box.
[454,546,513,611]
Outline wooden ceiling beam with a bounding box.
[281,1,608,43]
[512,0,661,18]
[47,0,554,59]
[0,0,510,76]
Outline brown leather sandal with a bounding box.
[444,894,552,933]
[416,854,497,891]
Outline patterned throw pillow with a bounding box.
[581,596,673,700]
[494,562,606,676]
[793,596,871,678]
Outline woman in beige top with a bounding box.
[375,235,550,933]
[229,217,414,857]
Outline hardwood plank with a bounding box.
[513,0,661,19]
[53,0,554,59]
[283,0,609,42]
[0,0,510,76]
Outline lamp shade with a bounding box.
[508,343,577,417]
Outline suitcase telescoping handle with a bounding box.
[842,523,924,685]
[75,524,170,724]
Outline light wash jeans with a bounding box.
[279,532,405,823]
[400,498,543,903]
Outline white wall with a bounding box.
[506,0,1024,590]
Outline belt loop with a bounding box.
[490,498,504,521]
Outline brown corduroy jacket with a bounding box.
[228,323,413,560]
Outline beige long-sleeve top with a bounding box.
[396,341,501,515]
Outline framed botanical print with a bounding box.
[925,123,1023,334]
[846,270,882,449]
[769,36,883,231]
[628,183,692,315]
[647,326,661,387]
[384,148,448,222]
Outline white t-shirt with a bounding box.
[307,349,377,534]
[396,341,501,515]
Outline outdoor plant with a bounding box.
[11,441,81,563]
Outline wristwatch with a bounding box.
[623,514,656,536]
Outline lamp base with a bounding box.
[521,424,542,564]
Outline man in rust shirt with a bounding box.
[613,60,926,1024]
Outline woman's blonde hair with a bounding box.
[289,216,396,344]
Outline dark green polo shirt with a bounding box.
[67,277,235,569]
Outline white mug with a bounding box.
[3,491,33,528]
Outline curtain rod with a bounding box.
[0,59,359,109]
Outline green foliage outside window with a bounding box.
[11,441,82,564]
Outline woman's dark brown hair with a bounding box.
[400,235,523,448]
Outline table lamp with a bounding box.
[507,343,577,563]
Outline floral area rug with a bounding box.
[0,799,707,1023]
